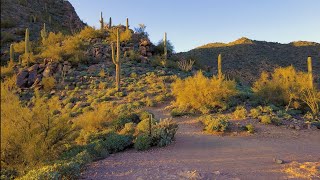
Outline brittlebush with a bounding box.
[172,71,238,113]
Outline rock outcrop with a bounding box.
[16,60,72,89]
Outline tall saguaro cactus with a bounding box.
[163,32,167,60]
[217,54,222,79]
[126,18,129,30]
[99,12,104,31]
[111,28,121,91]
[40,23,47,43]
[307,56,313,89]
[25,28,30,66]
[10,44,14,62]
[25,28,30,55]
[109,17,112,28]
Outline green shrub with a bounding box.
[101,133,133,153]
[152,118,178,147]
[136,118,157,134]
[119,123,136,135]
[134,134,152,151]
[18,165,60,180]
[200,115,230,133]
[233,106,247,120]
[246,124,255,133]
[259,115,272,124]
[172,71,238,113]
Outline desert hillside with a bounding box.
[1,0,85,64]
[176,37,320,84]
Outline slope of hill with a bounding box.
[1,0,86,64]
[175,37,320,85]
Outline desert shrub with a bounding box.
[112,114,139,131]
[249,108,261,118]
[172,71,238,113]
[246,124,255,133]
[152,118,178,147]
[119,123,136,135]
[259,115,272,124]
[42,32,65,47]
[154,39,175,55]
[1,87,76,174]
[134,134,152,151]
[102,133,133,153]
[252,66,310,106]
[139,111,153,121]
[108,28,132,42]
[74,104,116,132]
[40,43,64,61]
[78,26,103,40]
[233,106,247,120]
[136,118,157,134]
[299,89,320,120]
[200,115,229,133]
[13,41,26,54]
[170,108,188,117]
[1,65,15,78]
[18,165,60,180]
[42,76,56,91]
[85,140,109,159]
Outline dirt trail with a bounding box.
[81,104,320,180]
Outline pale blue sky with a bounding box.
[69,0,320,52]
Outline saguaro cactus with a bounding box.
[111,28,121,91]
[10,44,14,62]
[99,12,104,31]
[217,54,222,79]
[25,28,30,55]
[25,28,30,66]
[126,18,129,30]
[40,23,47,42]
[307,56,313,89]
[163,32,167,60]
[109,17,112,28]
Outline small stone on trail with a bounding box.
[273,158,284,164]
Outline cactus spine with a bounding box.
[126,18,129,30]
[99,12,104,31]
[109,17,112,28]
[10,44,14,62]
[111,28,121,91]
[307,56,313,89]
[217,54,222,79]
[164,32,167,60]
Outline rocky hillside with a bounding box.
[1,0,86,64]
[175,37,320,85]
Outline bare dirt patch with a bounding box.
[81,103,320,180]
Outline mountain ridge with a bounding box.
[176,37,320,85]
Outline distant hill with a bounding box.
[175,37,320,85]
[1,0,86,64]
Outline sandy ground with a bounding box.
[81,104,320,180]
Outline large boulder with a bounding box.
[16,70,29,88]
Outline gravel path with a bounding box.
[81,104,320,180]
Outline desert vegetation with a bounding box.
[1,1,319,180]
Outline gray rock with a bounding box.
[16,70,29,88]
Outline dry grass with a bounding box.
[284,161,320,179]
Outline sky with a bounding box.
[68,0,320,52]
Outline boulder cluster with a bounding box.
[16,60,72,89]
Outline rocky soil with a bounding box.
[81,103,320,180]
